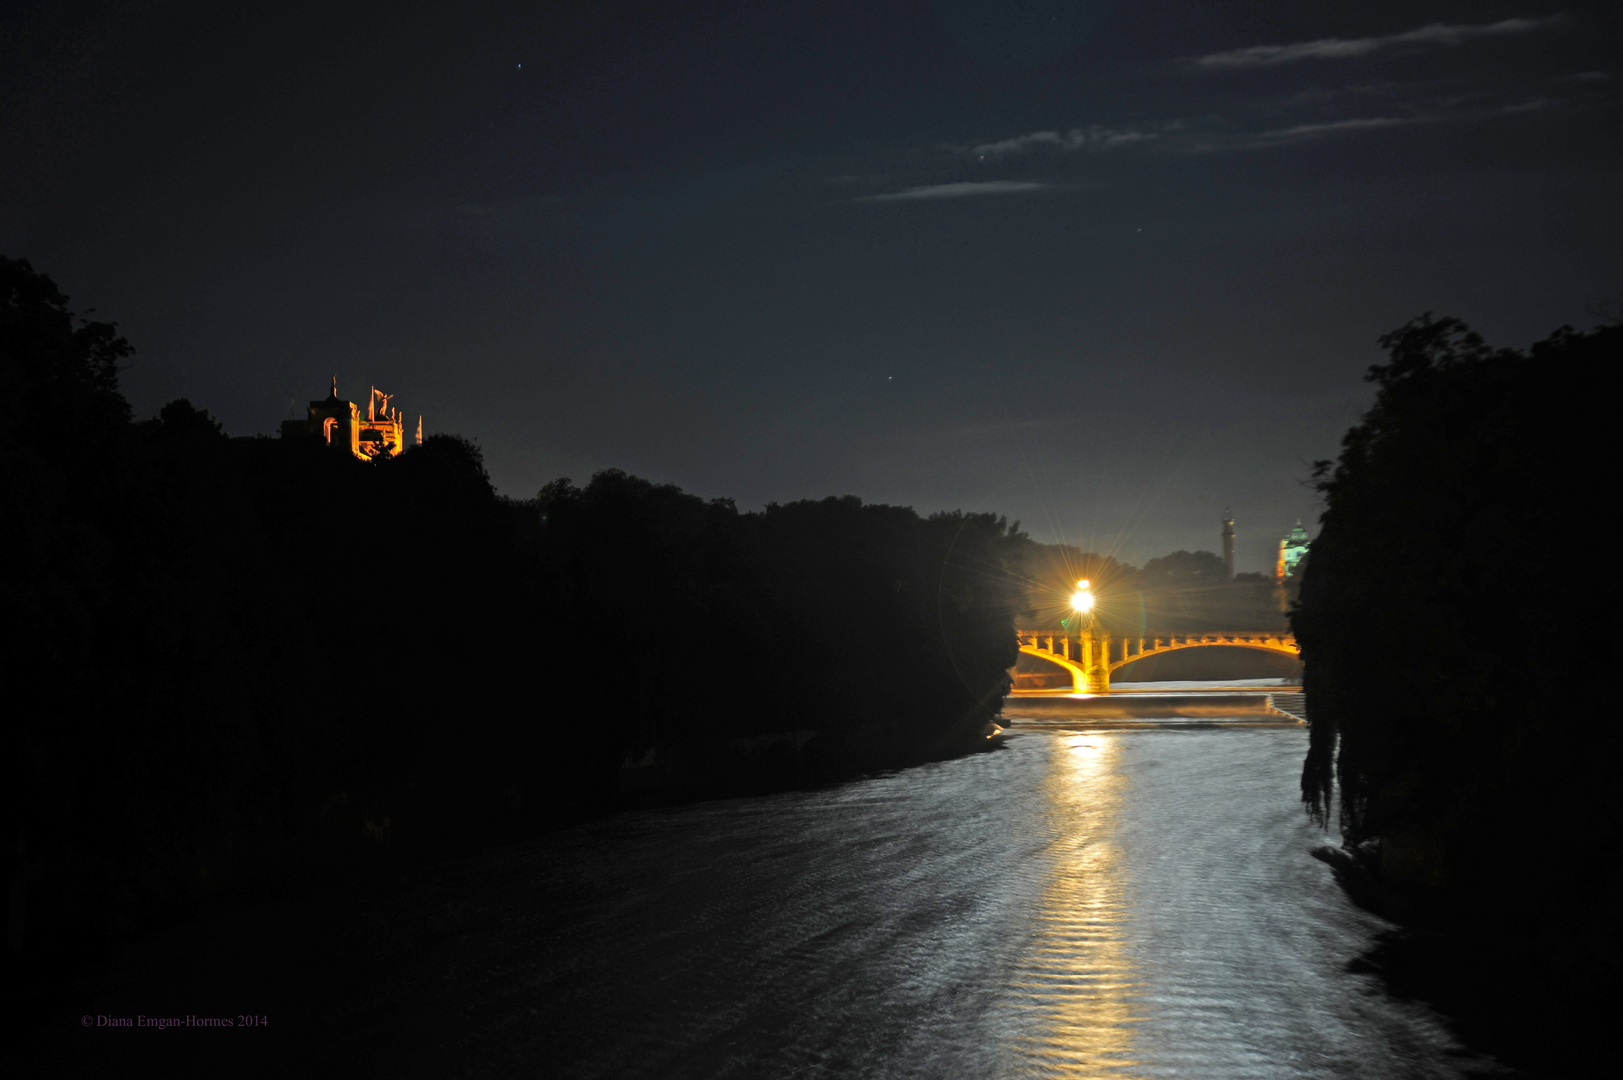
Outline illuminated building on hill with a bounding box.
[1276,521,1311,582]
[280,378,421,460]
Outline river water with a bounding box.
[299,715,1503,1078]
[31,711,1511,1078]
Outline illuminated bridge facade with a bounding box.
[1016,629,1299,693]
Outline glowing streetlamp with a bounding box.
[1071,579,1099,693]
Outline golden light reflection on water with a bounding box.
[1014,734,1143,1077]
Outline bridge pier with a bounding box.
[1085,632,1110,693]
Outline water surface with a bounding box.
[311,722,1499,1078]
[30,720,1506,1078]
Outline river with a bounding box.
[28,708,1514,1078]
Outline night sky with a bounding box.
[4,1,1618,572]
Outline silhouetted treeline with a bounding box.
[1292,314,1621,1072]
[1,257,1024,966]
[1016,543,1289,634]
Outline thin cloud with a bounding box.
[1182,115,1422,152]
[1194,16,1564,69]
[971,125,1159,159]
[1497,98,1555,114]
[1252,116,1413,142]
[1219,98,1553,150]
[856,181,1052,202]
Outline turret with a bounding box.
[1221,510,1235,579]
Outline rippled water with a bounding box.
[301,722,1500,1078]
[33,721,1509,1078]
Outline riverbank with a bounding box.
[1001,679,1305,725]
[1311,840,1614,1078]
[1001,693,1297,721]
[1350,924,1613,1079]
[615,715,1005,803]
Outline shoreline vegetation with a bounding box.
[0,255,1030,985]
[1292,313,1621,1076]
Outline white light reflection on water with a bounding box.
[1010,724,1504,1079]
[1011,733,1144,1076]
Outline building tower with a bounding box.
[1280,521,1310,579]
[283,376,361,456]
[1221,510,1235,579]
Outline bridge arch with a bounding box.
[1016,629,1298,693]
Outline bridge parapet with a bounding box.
[1016,628,1298,693]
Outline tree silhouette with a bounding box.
[1292,313,1622,1050]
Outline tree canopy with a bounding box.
[1292,312,1621,983]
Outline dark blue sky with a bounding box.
[4,1,1618,571]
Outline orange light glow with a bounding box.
[1071,580,1094,613]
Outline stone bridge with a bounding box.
[1017,628,1299,693]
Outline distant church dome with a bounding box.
[1279,521,1311,579]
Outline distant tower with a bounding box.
[1221,510,1235,579]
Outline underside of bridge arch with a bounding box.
[1015,647,1088,684]
[1012,649,1078,691]
[1112,644,1302,683]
